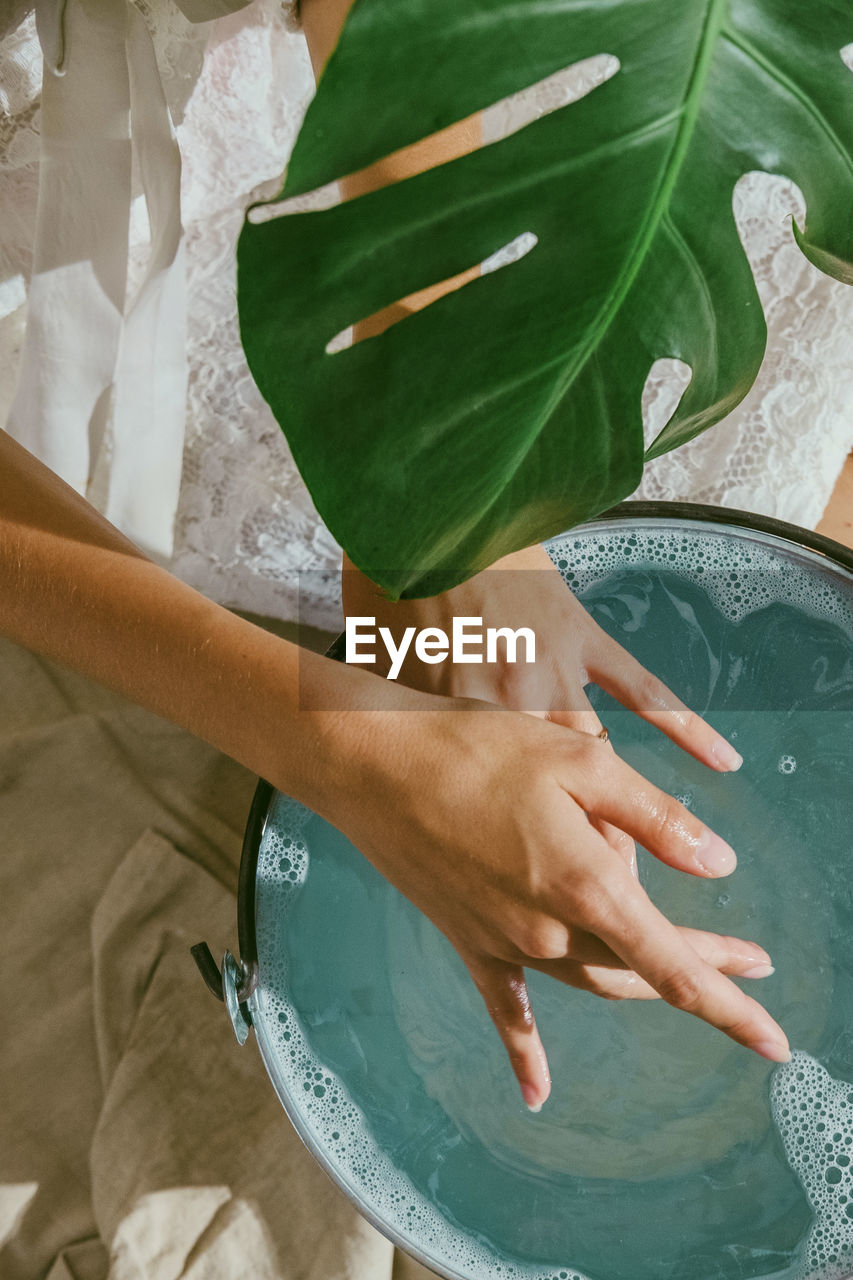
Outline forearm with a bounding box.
[0,436,789,1093]
[0,429,389,815]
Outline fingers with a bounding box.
[544,960,661,1000]
[581,859,790,1062]
[459,906,778,1109]
[462,952,551,1112]
[546,698,603,738]
[567,746,739,880]
[677,927,774,979]
[536,946,771,1002]
[547,694,639,878]
[588,813,638,879]
[584,631,743,773]
[531,925,773,982]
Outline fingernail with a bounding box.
[695,829,737,877]
[740,962,775,980]
[521,1083,543,1113]
[752,1038,792,1064]
[711,736,743,772]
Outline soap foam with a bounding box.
[255,796,590,1280]
[771,1052,853,1280]
[547,524,852,633]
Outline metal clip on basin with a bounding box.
[222,950,254,1045]
[190,940,257,1045]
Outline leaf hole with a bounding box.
[324,231,539,353]
[248,54,619,227]
[482,55,620,146]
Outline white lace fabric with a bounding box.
[1,3,852,628]
[638,172,853,528]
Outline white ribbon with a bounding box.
[106,2,185,556]
[8,0,249,560]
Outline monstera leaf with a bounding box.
[237,0,853,599]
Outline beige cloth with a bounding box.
[0,636,433,1280]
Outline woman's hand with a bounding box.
[342,543,742,767]
[0,427,785,1114]
[317,684,788,1112]
[343,543,743,879]
[339,543,787,1107]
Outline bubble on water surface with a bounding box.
[548,527,852,634]
[771,1052,853,1279]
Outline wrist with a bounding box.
[277,646,436,827]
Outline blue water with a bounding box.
[253,522,853,1280]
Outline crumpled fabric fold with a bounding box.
[0,636,434,1278]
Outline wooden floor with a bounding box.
[816,452,853,551]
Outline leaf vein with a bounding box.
[533,0,729,427]
[722,28,853,184]
[661,212,716,364]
